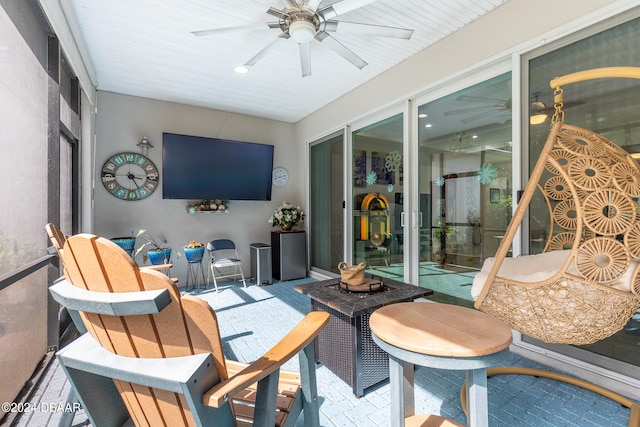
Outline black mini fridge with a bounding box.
[271,230,306,281]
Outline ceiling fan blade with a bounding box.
[316,32,367,69]
[303,0,322,12]
[456,94,509,103]
[444,105,493,116]
[244,35,288,67]
[497,114,512,124]
[324,21,413,39]
[267,7,288,19]
[281,0,300,10]
[461,109,496,123]
[300,43,311,77]
[192,22,279,36]
[319,0,381,20]
[539,100,585,114]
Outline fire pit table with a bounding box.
[294,276,433,397]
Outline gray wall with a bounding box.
[94,91,300,281]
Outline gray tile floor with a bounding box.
[13,278,637,427]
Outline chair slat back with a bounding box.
[60,233,228,426]
[46,223,67,258]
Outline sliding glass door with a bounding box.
[525,13,640,379]
[417,72,513,306]
[309,132,344,275]
[352,113,404,279]
[310,73,514,299]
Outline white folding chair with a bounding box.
[206,239,247,292]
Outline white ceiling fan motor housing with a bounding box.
[289,20,316,43]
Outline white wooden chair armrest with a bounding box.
[57,334,233,427]
[203,311,329,408]
[49,279,171,316]
[59,334,214,392]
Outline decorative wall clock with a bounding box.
[272,167,289,187]
[101,152,159,200]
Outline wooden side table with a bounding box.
[370,302,512,427]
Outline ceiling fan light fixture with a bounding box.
[530,113,548,125]
[530,99,547,124]
[289,20,316,44]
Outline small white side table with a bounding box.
[370,302,512,427]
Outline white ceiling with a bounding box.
[66,0,509,123]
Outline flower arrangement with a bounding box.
[268,201,305,230]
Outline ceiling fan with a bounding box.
[192,0,414,77]
[444,93,585,125]
[444,94,512,124]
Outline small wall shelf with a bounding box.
[187,210,230,215]
[186,199,230,214]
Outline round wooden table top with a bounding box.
[370,302,512,358]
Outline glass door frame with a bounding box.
[348,103,408,280]
[410,58,520,285]
[306,128,348,277]
[515,8,640,386]
[346,57,519,285]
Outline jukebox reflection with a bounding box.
[354,192,391,267]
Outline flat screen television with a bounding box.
[162,132,274,200]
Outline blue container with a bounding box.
[148,248,172,265]
[111,237,136,257]
[184,246,205,263]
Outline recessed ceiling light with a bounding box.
[234,65,249,74]
[425,124,432,128]
[418,113,428,118]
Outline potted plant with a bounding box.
[268,201,304,231]
[111,232,136,257]
[432,220,459,266]
[135,230,172,265]
[183,240,205,263]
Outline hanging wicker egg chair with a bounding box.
[473,67,640,346]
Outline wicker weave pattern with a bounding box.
[480,277,639,344]
[475,122,640,345]
[311,301,389,395]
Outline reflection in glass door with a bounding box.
[309,132,344,275]
[352,114,404,278]
[526,16,640,378]
[417,72,512,307]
